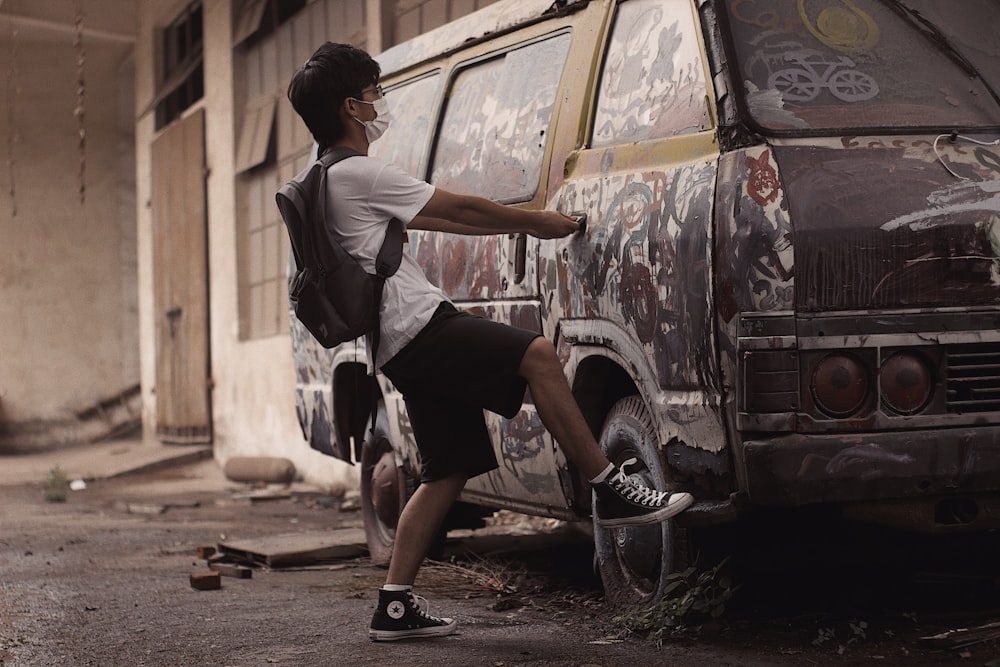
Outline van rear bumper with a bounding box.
[742,426,1000,506]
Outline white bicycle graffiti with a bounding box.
[768,49,879,102]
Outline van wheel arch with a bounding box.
[570,354,642,443]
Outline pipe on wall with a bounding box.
[0,11,135,44]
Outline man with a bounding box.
[286,42,694,642]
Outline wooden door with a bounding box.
[151,109,212,443]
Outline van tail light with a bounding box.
[810,353,870,418]
[880,351,933,415]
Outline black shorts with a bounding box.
[380,302,540,482]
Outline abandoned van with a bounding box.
[288,0,1000,607]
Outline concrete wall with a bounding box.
[0,6,138,452]
[134,0,351,489]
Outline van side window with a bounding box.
[592,0,710,147]
[371,73,440,177]
[430,34,572,202]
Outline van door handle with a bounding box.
[566,211,587,234]
[513,233,527,284]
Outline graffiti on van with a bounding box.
[411,233,517,301]
[767,50,879,103]
[729,0,880,53]
[495,411,549,490]
[716,145,795,326]
[593,6,709,146]
[288,293,340,456]
[431,35,570,203]
[551,161,718,389]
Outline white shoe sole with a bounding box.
[369,620,457,641]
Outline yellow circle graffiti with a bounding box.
[798,0,880,52]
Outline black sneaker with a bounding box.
[369,588,457,641]
[593,457,694,528]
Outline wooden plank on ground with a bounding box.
[208,561,253,578]
[217,528,368,567]
[922,620,1000,649]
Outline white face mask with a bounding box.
[351,97,391,143]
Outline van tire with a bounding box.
[359,405,415,566]
[593,396,686,610]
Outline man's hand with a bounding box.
[528,210,584,239]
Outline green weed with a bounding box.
[43,466,69,503]
[813,620,870,654]
[613,558,735,642]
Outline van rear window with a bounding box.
[429,33,572,203]
[721,0,1000,133]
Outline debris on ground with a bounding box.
[189,571,221,591]
[222,456,296,484]
[423,557,519,595]
[922,619,1000,650]
[215,528,368,568]
[207,560,253,579]
[113,500,200,515]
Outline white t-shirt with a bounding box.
[324,154,449,370]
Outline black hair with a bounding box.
[286,42,381,154]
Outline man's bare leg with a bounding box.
[518,337,611,480]
[385,472,467,586]
[372,473,464,641]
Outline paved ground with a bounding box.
[2,439,1000,666]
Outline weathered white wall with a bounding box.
[0,14,137,451]
[200,0,349,487]
[134,0,351,489]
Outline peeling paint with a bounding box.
[715,145,794,326]
[555,162,718,391]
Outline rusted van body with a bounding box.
[289,0,1000,605]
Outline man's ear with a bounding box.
[339,96,359,122]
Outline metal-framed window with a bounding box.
[155,1,204,130]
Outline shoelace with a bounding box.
[611,457,668,506]
[407,592,444,622]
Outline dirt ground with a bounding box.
[2,457,999,666]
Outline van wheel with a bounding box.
[359,407,414,566]
[592,396,688,610]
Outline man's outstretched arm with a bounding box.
[410,188,581,239]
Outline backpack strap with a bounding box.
[277,148,360,278]
[375,219,404,278]
[368,218,404,374]
[318,146,405,279]
[319,147,406,434]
